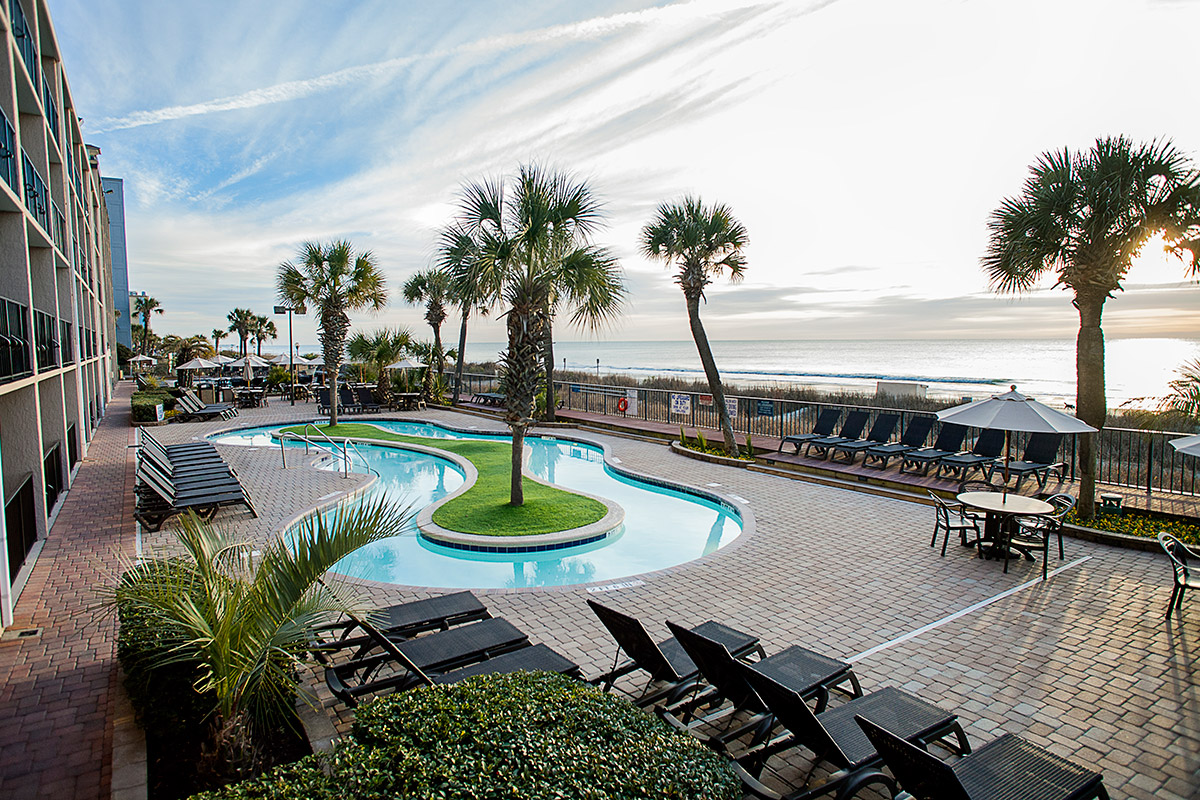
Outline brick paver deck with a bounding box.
[0,382,136,800]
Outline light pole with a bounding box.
[274,304,306,405]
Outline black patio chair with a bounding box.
[935,428,1005,480]
[134,461,257,531]
[355,386,383,413]
[779,409,840,454]
[899,423,968,476]
[856,715,1109,800]
[660,621,861,737]
[863,416,935,469]
[338,387,361,414]
[316,387,332,415]
[730,666,969,800]
[1009,493,1075,579]
[803,410,869,460]
[1159,532,1200,619]
[990,432,1065,491]
[311,591,492,663]
[587,600,764,708]
[829,414,900,464]
[928,492,982,556]
[324,615,579,708]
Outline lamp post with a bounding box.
[274,304,306,405]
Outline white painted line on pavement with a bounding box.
[848,555,1092,664]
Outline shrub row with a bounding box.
[131,389,178,421]
[194,671,741,800]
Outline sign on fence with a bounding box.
[726,397,738,419]
[625,389,638,415]
[670,393,692,415]
[755,399,775,417]
[570,384,580,393]
[698,394,713,406]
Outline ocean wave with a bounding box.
[607,364,1008,386]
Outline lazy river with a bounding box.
[211,421,743,589]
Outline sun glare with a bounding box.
[1128,232,1195,284]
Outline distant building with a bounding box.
[0,0,116,626]
[103,177,131,349]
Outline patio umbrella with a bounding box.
[209,353,236,365]
[230,354,271,383]
[177,357,219,370]
[1169,433,1200,458]
[936,385,1097,488]
[127,354,155,373]
[384,358,427,370]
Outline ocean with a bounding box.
[452,338,1199,407]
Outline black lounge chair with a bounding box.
[182,387,236,413]
[990,432,1065,491]
[139,430,225,470]
[355,386,383,413]
[928,492,982,557]
[134,461,257,531]
[935,428,1005,480]
[324,617,576,707]
[731,667,969,800]
[660,621,861,736]
[803,410,869,460]
[316,387,332,415]
[1008,493,1075,578]
[338,387,361,414]
[311,591,492,663]
[1159,532,1200,619]
[829,414,900,465]
[856,715,1109,800]
[175,391,238,422]
[899,424,968,476]
[863,416,934,469]
[587,600,764,708]
[778,409,840,454]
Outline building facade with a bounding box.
[102,176,130,349]
[0,0,115,626]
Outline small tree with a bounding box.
[134,295,163,355]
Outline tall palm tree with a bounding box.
[227,308,256,357]
[347,327,412,401]
[445,165,624,505]
[402,269,453,377]
[437,218,501,406]
[278,240,389,426]
[211,328,227,354]
[641,197,748,457]
[1162,359,1200,418]
[133,295,163,355]
[984,136,1200,518]
[252,316,277,357]
[111,497,412,779]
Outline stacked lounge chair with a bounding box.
[133,431,256,531]
[175,388,238,421]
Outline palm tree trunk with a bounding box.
[685,293,739,457]
[432,323,444,377]
[322,310,349,428]
[510,423,526,505]
[500,288,546,506]
[1075,292,1107,520]
[542,320,556,423]
[452,309,468,406]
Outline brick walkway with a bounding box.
[0,382,136,800]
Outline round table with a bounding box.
[956,491,1053,561]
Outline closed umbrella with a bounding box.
[230,354,271,383]
[936,385,1097,487]
[1169,433,1200,458]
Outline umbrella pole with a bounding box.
[1003,431,1011,496]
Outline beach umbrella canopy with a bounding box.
[209,353,236,365]
[936,386,1097,434]
[385,358,427,370]
[1169,433,1200,458]
[229,355,272,368]
[128,354,155,364]
[177,357,219,370]
[274,352,314,365]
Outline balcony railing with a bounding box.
[0,296,31,383]
[51,200,65,251]
[41,76,58,140]
[9,0,39,93]
[21,149,49,232]
[32,308,57,370]
[59,318,72,364]
[0,106,15,192]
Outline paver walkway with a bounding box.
[0,382,136,800]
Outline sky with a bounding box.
[48,0,1200,347]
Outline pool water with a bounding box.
[212,421,742,589]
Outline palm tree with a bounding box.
[111,496,412,779]
[277,240,389,426]
[437,219,500,406]
[641,196,748,457]
[347,327,412,401]
[1162,359,1200,418]
[984,136,1200,518]
[252,316,277,357]
[133,296,163,355]
[211,328,227,354]
[445,165,625,505]
[402,269,453,377]
[227,308,256,357]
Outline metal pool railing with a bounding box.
[456,371,1198,498]
[279,423,379,479]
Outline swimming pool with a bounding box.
[211,421,744,589]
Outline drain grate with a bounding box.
[1,627,43,641]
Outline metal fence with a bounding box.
[456,372,1198,497]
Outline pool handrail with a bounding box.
[278,423,380,478]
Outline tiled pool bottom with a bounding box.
[212,421,743,588]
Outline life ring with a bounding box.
[617,397,629,413]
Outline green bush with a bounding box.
[195,672,741,800]
[131,389,177,421]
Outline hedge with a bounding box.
[131,389,178,422]
[193,671,741,800]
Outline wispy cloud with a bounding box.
[92,0,821,133]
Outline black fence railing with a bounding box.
[51,200,65,252]
[9,0,38,93]
[457,372,1199,498]
[59,318,72,364]
[41,74,58,140]
[0,105,15,192]
[21,149,48,231]
[32,308,57,370]
[0,296,31,383]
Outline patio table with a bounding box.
[957,491,1052,561]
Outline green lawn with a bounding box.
[280,423,607,536]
